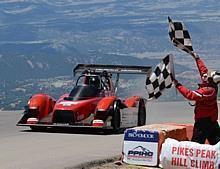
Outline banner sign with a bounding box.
[123,129,159,166]
[160,138,220,169]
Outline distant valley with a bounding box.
[0,0,219,109]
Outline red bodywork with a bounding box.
[17,74,140,129]
[17,64,151,130]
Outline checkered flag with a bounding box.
[145,54,174,99]
[168,16,194,55]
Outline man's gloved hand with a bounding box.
[192,52,200,59]
[173,79,181,87]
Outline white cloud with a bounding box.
[0,40,48,45]
[26,60,34,69]
[3,5,36,14]
[0,0,26,3]
[36,62,43,69]
[41,0,116,7]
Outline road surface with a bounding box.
[1,101,216,169]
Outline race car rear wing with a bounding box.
[73,64,152,76]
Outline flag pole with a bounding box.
[172,38,194,57]
[169,54,178,95]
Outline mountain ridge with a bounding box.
[0,0,219,109]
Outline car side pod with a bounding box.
[92,119,104,127]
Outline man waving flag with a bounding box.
[145,54,174,99]
[168,17,220,145]
[168,16,194,55]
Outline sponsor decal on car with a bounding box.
[59,101,77,106]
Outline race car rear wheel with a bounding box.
[138,99,146,126]
[112,100,121,131]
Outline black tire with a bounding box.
[138,99,146,126]
[112,100,121,131]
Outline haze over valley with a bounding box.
[0,0,220,109]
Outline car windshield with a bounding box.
[65,75,101,101]
[76,75,101,89]
[66,85,100,101]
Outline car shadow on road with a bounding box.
[20,127,125,135]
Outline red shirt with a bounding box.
[176,58,218,122]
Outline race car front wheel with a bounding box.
[112,100,121,131]
[138,99,146,126]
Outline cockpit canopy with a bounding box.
[65,75,103,101]
[76,75,101,89]
[67,85,100,101]
[65,73,113,101]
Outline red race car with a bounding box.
[17,64,151,132]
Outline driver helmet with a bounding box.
[89,76,100,87]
